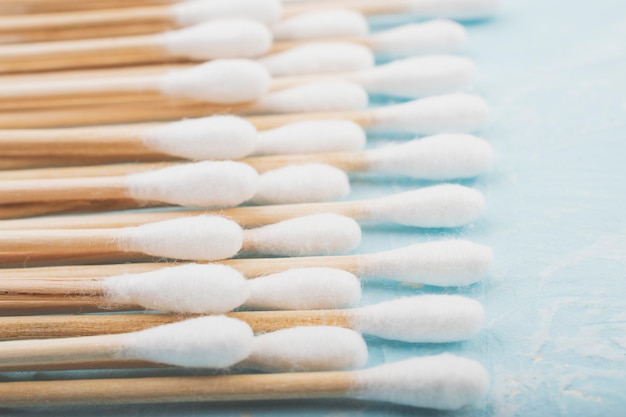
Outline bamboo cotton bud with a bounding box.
[141,116,258,160]
[118,316,254,368]
[159,19,273,60]
[246,268,362,310]
[157,59,270,103]
[244,214,361,256]
[371,20,467,57]
[253,164,350,204]
[171,0,282,26]
[254,120,366,155]
[125,161,259,207]
[259,43,374,76]
[273,10,368,40]
[244,326,368,372]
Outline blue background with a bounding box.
[2,0,626,416]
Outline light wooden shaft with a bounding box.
[284,0,407,17]
[0,372,353,407]
[0,73,354,112]
[0,311,354,340]
[0,199,370,230]
[0,228,121,254]
[0,254,362,279]
[0,23,173,44]
[0,0,178,14]
[0,125,150,157]
[0,5,175,34]
[0,175,129,204]
[0,333,123,368]
[0,75,166,111]
[0,278,103,295]
[0,152,370,181]
[0,99,257,128]
[0,295,116,316]
[0,33,169,73]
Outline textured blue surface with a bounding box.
[2,1,626,416]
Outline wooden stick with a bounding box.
[0,101,373,129]
[0,1,179,15]
[0,152,368,180]
[0,199,142,220]
[0,22,172,45]
[0,332,123,368]
[0,311,352,340]
[0,371,351,407]
[0,198,368,230]
[0,254,359,280]
[0,5,175,35]
[0,72,340,112]
[0,30,371,74]
[0,176,133,204]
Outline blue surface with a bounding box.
[2,1,626,416]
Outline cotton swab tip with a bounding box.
[352,295,484,343]
[367,134,494,180]
[273,9,368,40]
[259,43,374,76]
[244,214,361,257]
[246,268,362,310]
[256,81,368,114]
[357,55,476,98]
[405,0,499,19]
[121,215,243,261]
[141,116,258,160]
[359,240,494,286]
[126,161,259,207]
[245,326,368,372]
[171,0,282,26]
[159,20,273,60]
[252,163,350,204]
[353,354,489,410]
[158,59,270,103]
[367,185,485,228]
[370,20,467,58]
[254,120,366,155]
[119,316,254,368]
[103,264,250,314]
[372,93,489,134]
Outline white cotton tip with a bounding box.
[353,354,489,410]
[258,42,374,76]
[356,55,475,98]
[366,134,494,180]
[141,116,258,160]
[372,94,489,134]
[244,326,368,372]
[365,185,485,228]
[246,268,362,310]
[102,264,250,314]
[254,81,368,114]
[358,240,494,286]
[243,214,361,257]
[159,20,273,60]
[157,60,270,103]
[254,120,366,156]
[120,215,243,261]
[118,316,254,368]
[370,20,467,57]
[404,0,499,20]
[251,164,350,205]
[352,295,484,343]
[171,0,282,26]
[126,161,259,207]
[273,10,368,41]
